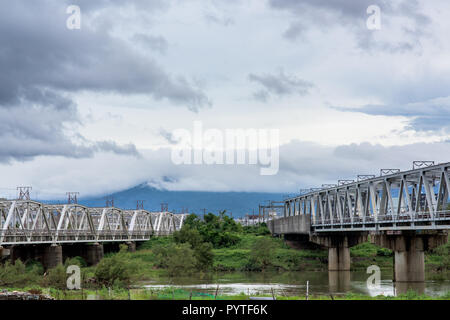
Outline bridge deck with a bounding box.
[0,200,187,246]
[270,162,450,234]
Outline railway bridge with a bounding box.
[0,200,187,268]
[267,161,450,282]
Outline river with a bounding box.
[142,270,450,297]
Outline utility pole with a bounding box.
[258,205,260,224]
[66,192,79,204]
[17,186,32,200]
[105,196,114,207]
[201,208,207,220]
[136,200,145,210]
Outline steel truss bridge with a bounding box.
[0,200,187,246]
[282,161,450,232]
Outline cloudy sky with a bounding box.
[1,0,450,199]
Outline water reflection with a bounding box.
[328,271,350,293]
[394,282,425,295]
[141,270,450,298]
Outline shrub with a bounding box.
[0,260,41,287]
[94,249,138,288]
[194,242,214,270]
[248,237,278,271]
[42,264,67,289]
[165,243,197,277]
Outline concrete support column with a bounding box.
[85,243,104,265]
[328,245,350,271]
[310,233,368,272]
[0,246,10,258]
[371,231,448,283]
[394,249,424,282]
[43,244,63,269]
[329,271,351,293]
[126,242,136,252]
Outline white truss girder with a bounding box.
[283,162,450,232]
[0,201,188,245]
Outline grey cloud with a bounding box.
[3,139,450,195]
[248,70,313,102]
[204,13,234,26]
[278,140,450,189]
[0,1,210,110]
[0,102,141,163]
[269,0,430,52]
[93,141,141,157]
[0,0,210,162]
[133,34,168,54]
[72,0,168,13]
[334,97,450,132]
[159,128,180,145]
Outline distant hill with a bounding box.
[76,183,286,218]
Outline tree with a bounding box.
[166,243,197,277]
[173,226,203,248]
[193,242,214,270]
[43,264,67,289]
[94,247,137,288]
[249,237,278,271]
[0,260,41,287]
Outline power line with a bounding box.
[66,192,79,204]
[17,186,32,200]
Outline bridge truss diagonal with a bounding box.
[282,162,450,232]
[0,200,188,245]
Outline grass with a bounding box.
[1,231,449,298]
[3,286,450,300]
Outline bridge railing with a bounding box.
[278,162,450,232]
[0,200,188,245]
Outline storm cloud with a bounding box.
[269,0,430,52]
[335,96,450,133]
[248,70,313,102]
[0,0,210,163]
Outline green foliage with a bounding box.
[247,237,278,271]
[193,242,214,270]
[173,226,203,248]
[182,212,242,248]
[350,242,392,258]
[0,260,41,287]
[139,236,174,250]
[64,256,87,268]
[165,243,197,277]
[42,264,67,289]
[94,248,138,288]
[26,259,44,275]
[243,223,271,236]
[427,239,450,271]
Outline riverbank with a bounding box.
[1,286,449,300]
[0,214,449,298]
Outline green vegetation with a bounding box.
[1,286,450,300]
[94,244,139,288]
[0,211,449,300]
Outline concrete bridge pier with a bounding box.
[371,231,448,282]
[126,242,136,252]
[43,244,63,269]
[310,233,368,271]
[329,270,351,293]
[85,243,104,265]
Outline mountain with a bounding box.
[77,183,286,218]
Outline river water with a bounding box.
[142,271,450,297]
